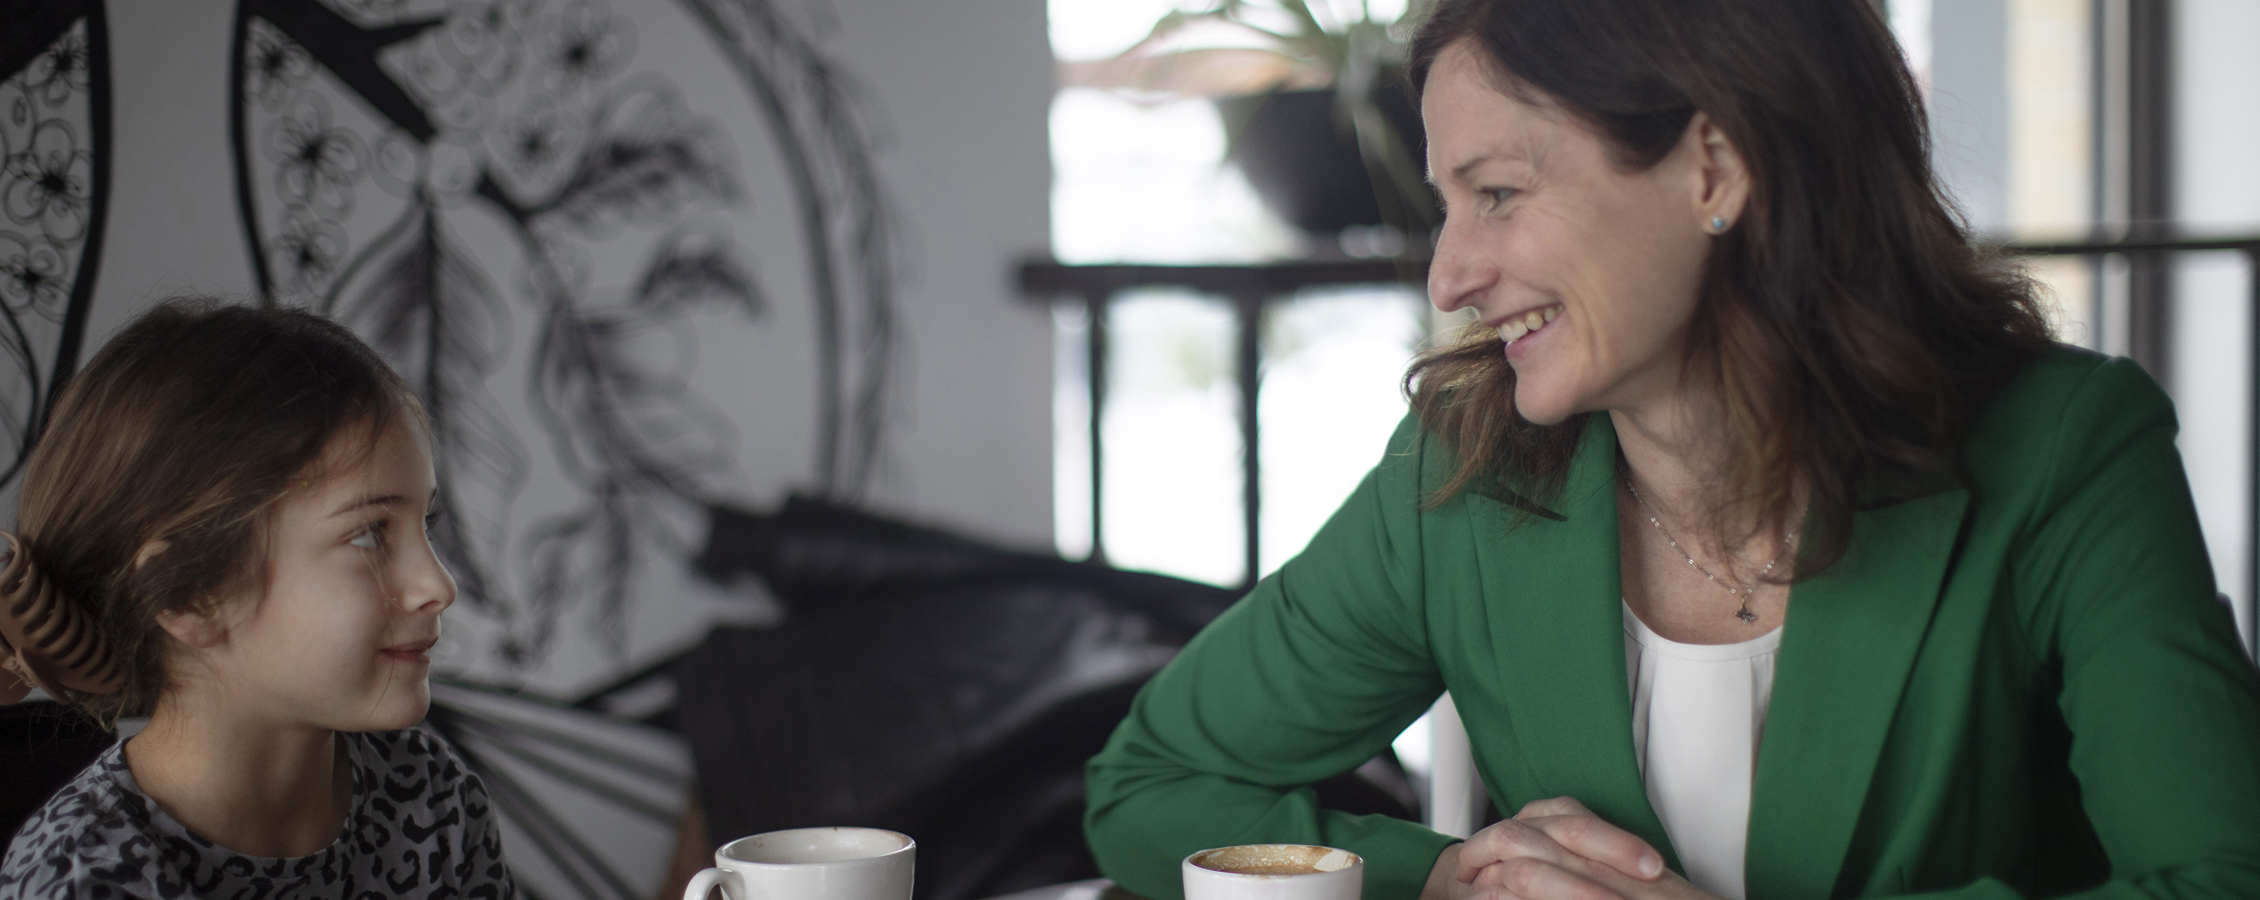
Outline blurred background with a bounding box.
[0,1,2254,899]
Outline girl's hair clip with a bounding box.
[0,531,121,703]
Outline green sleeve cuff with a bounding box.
[1332,814,1459,900]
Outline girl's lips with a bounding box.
[381,638,436,664]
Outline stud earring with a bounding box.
[1707,216,1729,233]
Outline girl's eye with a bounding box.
[349,524,383,550]
[424,508,443,531]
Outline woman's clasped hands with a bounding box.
[1422,799,1721,900]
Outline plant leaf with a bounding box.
[0,304,39,488]
[534,80,740,231]
[522,486,629,656]
[326,199,528,616]
[634,228,762,317]
[532,306,735,494]
[523,300,736,655]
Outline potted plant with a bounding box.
[1086,0,1438,245]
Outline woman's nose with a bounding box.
[1426,216,1494,314]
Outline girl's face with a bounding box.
[191,419,455,732]
[1421,39,1735,425]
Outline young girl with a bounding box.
[0,300,515,898]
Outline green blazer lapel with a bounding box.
[1745,483,1971,900]
[1469,415,1677,868]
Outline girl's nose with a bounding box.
[402,542,458,614]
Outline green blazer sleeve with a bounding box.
[1798,354,2260,900]
[1083,415,1458,900]
[1988,357,2260,899]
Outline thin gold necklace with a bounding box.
[1622,477,1793,625]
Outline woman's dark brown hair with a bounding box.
[16,299,422,723]
[1403,0,2055,575]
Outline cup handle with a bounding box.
[684,867,737,900]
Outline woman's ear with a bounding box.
[1686,111,1752,230]
[133,539,169,570]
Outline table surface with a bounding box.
[981,879,1148,900]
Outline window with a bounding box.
[1047,0,1429,587]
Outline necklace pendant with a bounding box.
[1736,607,1759,625]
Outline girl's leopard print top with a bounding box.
[0,727,516,899]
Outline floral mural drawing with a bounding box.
[230,0,900,674]
[0,0,109,503]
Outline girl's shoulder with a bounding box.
[341,727,514,895]
[0,741,168,899]
[1,728,512,900]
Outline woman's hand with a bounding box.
[1420,797,1721,900]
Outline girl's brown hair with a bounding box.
[1403,0,2055,575]
[17,299,422,722]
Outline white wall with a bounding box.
[89,0,1053,696]
[97,2,258,333]
[824,0,1055,551]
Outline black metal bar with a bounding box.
[2004,236,2260,256]
[2249,248,2260,658]
[2129,249,2173,379]
[2088,0,2107,219]
[1020,242,2260,604]
[2087,253,2109,353]
[1236,292,1265,590]
[2123,0,2173,381]
[1020,258,1424,299]
[1019,243,2260,308]
[1086,289,1110,565]
[1020,243,2260,304]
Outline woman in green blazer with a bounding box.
[1081,1,2260,899]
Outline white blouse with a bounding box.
[1622,602,1782,900]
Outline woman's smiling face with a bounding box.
[1422,38,1741,425]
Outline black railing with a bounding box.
[1020,259,1427,589]
[1020,236,2260,653]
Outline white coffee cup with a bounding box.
[683,826,915,900]
[1181,844,1363,900]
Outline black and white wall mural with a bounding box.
[4,0,1047,893]
[0,0,109,503]
[227,0,903,679]
[0,0,1049,697]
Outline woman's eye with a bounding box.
[1481,187,1518,208]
